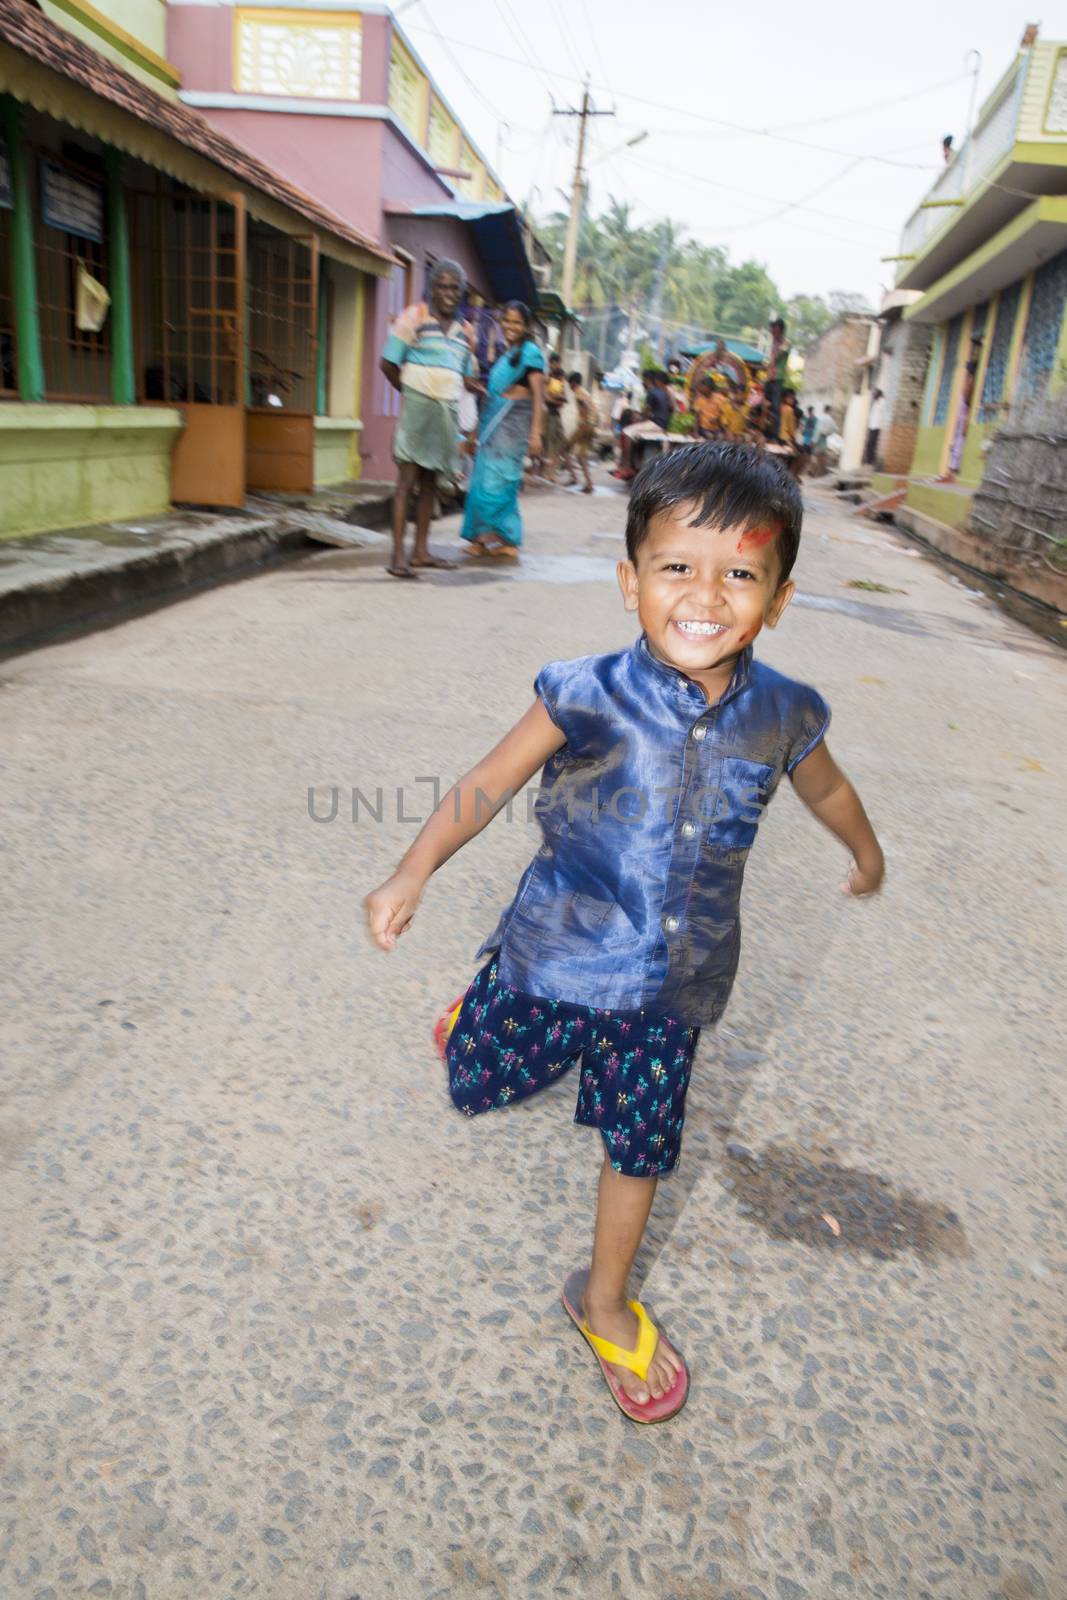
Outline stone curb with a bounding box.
[0,492,393,659]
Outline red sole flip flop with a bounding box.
[433,995,466,1062]
[561,1267,689,1424]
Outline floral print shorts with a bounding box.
[445,958,700,1177]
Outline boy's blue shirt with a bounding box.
[478,635,830,1025]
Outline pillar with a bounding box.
[104,147,135,405]
[0,97,45,402]
[315,260,329,416]
[350,272,365,478]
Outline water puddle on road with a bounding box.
[720,1140,968,1261]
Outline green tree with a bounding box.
[711,261,778,339]
[785,294,836,354]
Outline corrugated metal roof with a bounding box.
[386,197,537,304]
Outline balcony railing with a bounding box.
[898,59,1025,265]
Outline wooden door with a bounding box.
[246,224,317,493]
[132,190,246,507]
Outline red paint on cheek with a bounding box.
[737,525,779,550]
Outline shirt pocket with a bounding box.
[705,758,775,856]
[510,890,640,964]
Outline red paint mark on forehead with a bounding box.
[737,524,779,550]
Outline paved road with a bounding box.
[1,470,1065,1600]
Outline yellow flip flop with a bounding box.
[561,1267,689,1424]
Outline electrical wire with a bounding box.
[544,0,586,82]
[621,151,897,236]
[765,69,972,134]
[412,2,512,127]
[609,157,889,252]
[575,0,612,93]
[493,0,561,97]
[403,24,946,171]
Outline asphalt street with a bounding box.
[1,466,1065,1600]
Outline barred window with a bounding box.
[978,282,1023,422]
[932,313,963,427]
[34,150,111,402]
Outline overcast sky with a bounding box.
[400,0,1046,309]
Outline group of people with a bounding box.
[381,282,841,578]
[380,259,597,578]
[611,319,837,484]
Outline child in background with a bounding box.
[692,377,724,439]
[366,444,884,1424]
[563,370,597,494]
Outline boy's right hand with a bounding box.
[365,871,424,950]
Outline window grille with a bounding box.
[247,222,314,411]
[132,191,239,406]
[33,149,110,402]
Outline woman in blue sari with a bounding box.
[461,302,545,559]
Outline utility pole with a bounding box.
[554,82,613,347]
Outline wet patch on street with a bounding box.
[719,1140,968,1260]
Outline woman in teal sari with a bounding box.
[462,302,545,559]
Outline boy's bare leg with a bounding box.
[581,1154,682,1405]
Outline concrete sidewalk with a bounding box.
[0,482,393,657]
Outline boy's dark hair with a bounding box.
[568,370,582,383]
[625,442,802,583]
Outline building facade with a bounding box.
[876,29,1067,532]
[799,314,876,428]
[0,0,396,537]
[166,2,541,479]
[867,293,932,475]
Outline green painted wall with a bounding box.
[0,405,182,537]
[904,481,973,530]
[870,472,904,495]
[313,419,360,488]
[911,422,945,476]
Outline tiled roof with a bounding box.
[0,0,395,267]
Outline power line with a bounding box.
[412,2,511,128]
[544,0,585,81]
[493,0,560,97]
[403,24,944,171]
[609,157,890,252]
[575,0,611,92]
[620,151,897,236]
[765,69,972,134]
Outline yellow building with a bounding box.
[876,28,1067,534]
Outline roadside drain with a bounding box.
[720,1141,968,1260]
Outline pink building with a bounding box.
[166,1,542,479]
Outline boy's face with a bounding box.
[618,505,794,683]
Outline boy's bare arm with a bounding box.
[789,742,885,896]
[365,700,566,949]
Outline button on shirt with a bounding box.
[478,637,830,1025]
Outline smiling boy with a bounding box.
[366,443,884,1424]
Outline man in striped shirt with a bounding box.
[381,259,476,579]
